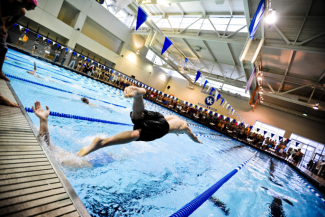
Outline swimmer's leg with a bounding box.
[124,86,146,120]
[77,129,141,157]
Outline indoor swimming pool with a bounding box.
[4,49,325,216]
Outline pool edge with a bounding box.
[7,81,91,217]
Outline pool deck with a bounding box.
[0,79,90,217]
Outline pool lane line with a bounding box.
[6,74,127,108]
[25,108,133,126]
[170,152,257,217]
[297,176,325,204]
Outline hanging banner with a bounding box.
[248,0,265,40]
[257,128,260,132]
[26,29,29,33]
[47,39,51,43]
[271,133,275,138]
[295,142,300,147]
[279,136,283,141]
[43,37,47,41]
[246,66,256,94]
[202,80,209,90]
[57,44,60,48]
[195,71,201,83]
[227,105,231,111]
[19,25,23,30]
[215,93,221,101]
[263,131,267,135]
[52,41,56,45]
[66,48,69,52]
[37,34,40,38]
[220,98,225,106]
[77,53,80,57]
[161,37,173,55]
[136,6,147,30]
[209,87,216,95]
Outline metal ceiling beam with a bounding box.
[225,25,247,38]
[179,17,202,34]
[166,18,175,34]
[263,91,325,112]
[263,42,325,55]
[149,12,245,17]
[308,71,325,103]
[175,3,184,15]
[294,0,313,44]
[199,2,206,16]
[223,17,232,37]
[263,76,275,93]
[226,43,236,66]
[297,31,325,46]
[277,51,296,92]
[228,0,233,16]
[242,0,251,32]
[278,84,310,96]
[273,24,291,45]
[207,18,220,37]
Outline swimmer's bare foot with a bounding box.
[77,137,103,157]
[124,86,146,98]
[0,94,19,107]
[0,71,10,81]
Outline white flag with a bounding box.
[69,50,72,53]
[43,37,47,41]
[115,0,133,13]
[77,53,80,57]
[53,41,56,45]
[61,46,65,49]
[91,60,93,63]
[19,25,23,30]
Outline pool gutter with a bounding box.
[7,81,91,217]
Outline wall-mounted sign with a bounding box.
[205,96,215,106]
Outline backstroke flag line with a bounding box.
[249,0,265,40]
[161,37,173,55]
[245,66,256,94]
[136,7,147,30]
[195,71,201,83]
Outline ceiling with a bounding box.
[127,0,325,122]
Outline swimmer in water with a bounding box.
[77,86,202,157]
[32,101,92,168]
[27,62,39,77]
[81,97,96,107]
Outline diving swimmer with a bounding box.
[77,86,202,157]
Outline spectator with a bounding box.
[32,38,39,55]
[69,54,77,69]
[15,28,27,49]
[42,43,51,59]
[53,47,62,62]
[60,52,67,65]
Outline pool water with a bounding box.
[4,48,325,217]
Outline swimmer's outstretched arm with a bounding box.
[27,62,37,75]
[32,101,49,139]
[184,126,202,143]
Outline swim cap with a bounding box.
[27,0,38,5]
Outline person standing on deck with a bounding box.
[0,0,38,82]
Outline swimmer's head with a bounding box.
[81,97,89,104]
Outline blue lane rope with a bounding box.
[6,74,126,108]
[25,107,133,126]
[297,176,325,204]
[170,152,257,217]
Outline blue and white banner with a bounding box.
[245,66,256,94]
[263,131,267,135]
[220,98,225,106]
[248,0,265,40]
[209,87,216,95]
[195,71,201,83]
[202,80,209,90]
[215,93,221,101]
[271,133,275,138]
[279,136,283,141]
[184,58,188,65]
[161,37,173,55]
[257,128,260,132]
[136,6,147,30]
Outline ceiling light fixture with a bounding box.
[303,111,308,116]
[265,9,277,24]
[136,50,139,55]
[313,102,319,110]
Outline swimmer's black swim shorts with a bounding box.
[131,110,170,141]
